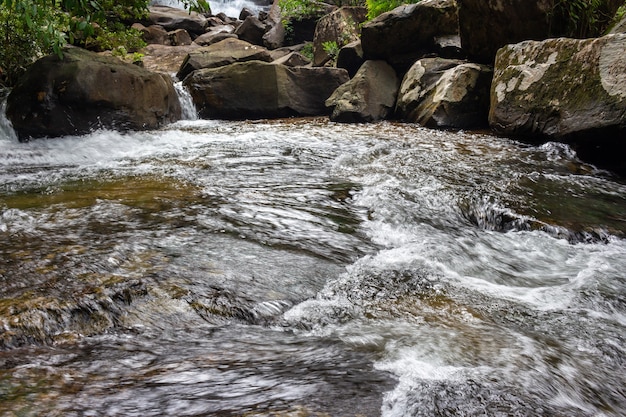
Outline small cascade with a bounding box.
[149,0,268,18]
[0,90,18,142]
[174,81,199,120]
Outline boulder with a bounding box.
[457,0,622,64]
[6,47,181,139]
[193,31,238,46]
[312,7,367,67]
[235,15,268,46]
[360,0,459,72]
[142,44,201,74]
[337,40,364,78]
[325,60,399,122]
[489,34,626,138]
[183,61,349,119]
[132,23,170,45]
[272,51,311,67]
[262,0,286,49]
[396,58,492,128]
[239,7,256,21]
[146,5,208,35]
[177,38,273,80]
[168,29,192,46]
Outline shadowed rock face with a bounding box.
[183,61,349,119]
[6,47,181,140]
[361,0,459,72]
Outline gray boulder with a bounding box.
[6,47,181,140]
[194,31,238,47]
[396,58,492,128]
[312,7,367,67]
[177,38,273,80]
[361,0,459,71]
[326,60,399,122]
[147,5,208,35]
[183,61,349,119]
[489,34,626,138]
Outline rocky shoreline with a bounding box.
[4,0,626,174]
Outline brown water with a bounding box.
[1,113,625,416]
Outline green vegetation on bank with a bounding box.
[0,0,209,87]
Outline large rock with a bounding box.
[325,60,399,122]
[142,44,201,74]
[360,0,459,72]
[235,15,268,46]
[312,7,367,67]
[146,5,209,35]
[457,0,622,64]
[6,47,181,140]
[489,34,626,139]
[176,38,273,80]
[396,58,492,128]
[183,61,349,119]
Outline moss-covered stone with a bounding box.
[489,34,626,139]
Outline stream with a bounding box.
[1,87,625,415]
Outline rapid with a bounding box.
[1,87,625,415]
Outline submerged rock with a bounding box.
[184,61,349,119]
[326,60,399,122]
[6,47,181,140]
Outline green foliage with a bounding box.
[300,42,314,60]
[0,0,207,86]
[550,0,624,38]
[279,0,325,21]
[322,40,340,58]
[366,0,420,20]
[279,0,364,21]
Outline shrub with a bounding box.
[366,0,420,19]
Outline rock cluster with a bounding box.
[5,1,625,173]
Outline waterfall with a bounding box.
[174,81,199,120]
[0,91,18,142]
[150,0,269,18]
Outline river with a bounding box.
[1,86,625,416]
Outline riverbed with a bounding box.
[1,101,625,415]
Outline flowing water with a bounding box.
[1,90,626,416]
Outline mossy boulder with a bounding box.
[489,34,626,137]
[312,6,367,67]
[6,47,181,140]
[489,34,626,173]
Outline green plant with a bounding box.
[300,42,314,60]
[0,0,209,86]
[550,0,624,38]
[322,40,340,60]
[366,0,420,19]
